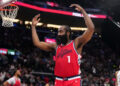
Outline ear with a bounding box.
[67,32,70,38]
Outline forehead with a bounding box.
[17,69,21,72]
[58,26,66,31]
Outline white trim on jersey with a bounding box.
[73,41,79,55]
[79,68,81,74]
[73,41,82,59]
[66,40,72,46]
[56,76,81,81]
[73,41,82,75]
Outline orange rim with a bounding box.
[8,4,17,6]
[0,4,18,11]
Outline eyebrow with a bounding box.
[58,29,63,31]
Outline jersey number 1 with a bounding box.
[67,56,71,63]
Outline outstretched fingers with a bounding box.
[37,18,40,22]
[34,14,40,21]
[69,4,78,7]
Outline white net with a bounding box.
[0,4,19,27]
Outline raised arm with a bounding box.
[70,4,95,53]
[31,14,56,51]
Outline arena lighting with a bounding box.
[25,21,29,24]
[11,19,87,31]
[71,27,87,31]
[47,24,60,28]
[47,24,87,31]
[14,1,107,19]
[46,1,59,7]
[24,21,87,31]
[25,21,43,26]
[12,19,19,22]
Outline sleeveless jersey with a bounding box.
[54,41,82,77]
[8,76,21,86]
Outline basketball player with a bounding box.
[115,67,120,86]
[31,4,94,86]
[3,69,21,86]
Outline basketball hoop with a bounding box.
[0,0,17,8]
[0,4,19,27]
[0,0,18,27]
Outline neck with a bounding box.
[65,39,71,45]
[14,74,18,78]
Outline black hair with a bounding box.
[9,69,17,76]
[64,25,72,39]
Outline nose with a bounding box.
[58,33,62,36]
[58,34,63,37]
[58,32,64,36]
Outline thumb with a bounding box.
[75,8,81,11]
[38,18,40,22]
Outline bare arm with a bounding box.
[70,4,95,53]
[31,14,56,51]
[3,81,9,86]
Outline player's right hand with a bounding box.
[32,14,40,26]
[70,4,83,12]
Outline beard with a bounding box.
[17,74,21,78]
[56,33,68,45]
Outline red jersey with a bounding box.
[7,76,21,86]
[55,41,82,77]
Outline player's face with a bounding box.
[56,26,68,45]
[58,26,66,36]
[16,70,21,77]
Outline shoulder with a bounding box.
[7,77,15,84]
[49,42,57,51]
[74,36,85,48]
[18,78,21,82]
[115,71,120,76]
[116,71,120,74]
[8,77,15,81]
[115,71,118,74]
[50,43,57,48]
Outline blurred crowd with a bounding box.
[0,27,119,86]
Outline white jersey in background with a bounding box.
[116,70,120,86]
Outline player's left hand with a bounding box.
[70,4,84,12]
